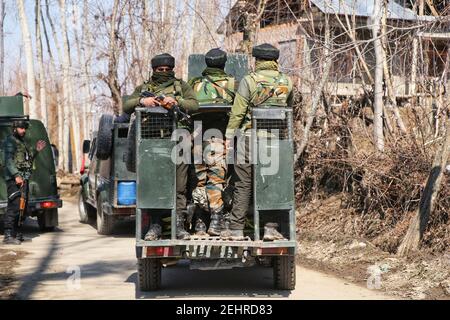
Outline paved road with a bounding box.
[8,197,392,300]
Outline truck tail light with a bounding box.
[40,201,58,209]
[258,247,288,255]
[146,247,174,257]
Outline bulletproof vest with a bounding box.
[249,71,291,108]
[13,137,33,173]
[191,75,235,105]
[5,136,33,174]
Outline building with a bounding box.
[218,0,444,98]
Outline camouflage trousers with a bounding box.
[193,138,226,214]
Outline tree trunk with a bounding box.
[294,15,332,162]
[372,0,384,152]
[59,0,80,172]
[17,0,37,119]
[35,0,48,128]
[44,0,66,170]
[107,0,122,115]
[81,0,94,137]
[380,1,406,134]
[0,0,5,95]
[239,0,267,56]
[398,116,450,256]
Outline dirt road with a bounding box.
[7,197,393,300]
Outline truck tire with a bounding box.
[37,209,58,232]
[125,119,136,173]
[138,258,161,291]
[96,114,114,160]
[96,196,115,235]
[273,255,296,290]
[78,189,96,223]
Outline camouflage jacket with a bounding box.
[188,68,236,134]
[3,134,35,181]
[123,78,198,129]
[225,66,293,139]
[188,68,236,105]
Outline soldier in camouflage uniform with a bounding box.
[2,120,46,245]
[188,48,236,236]
[222,43,294,241]
[123,53,199,240]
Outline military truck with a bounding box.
[130,54,297,291]
[78,113,137,235]
[0,96,62,231]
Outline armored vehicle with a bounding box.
[131,54,297,291]
[78,113,137,235]
[0,96,62,231]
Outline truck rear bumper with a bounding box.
[0,197,62,212]
[135,237,296,259]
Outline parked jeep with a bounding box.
[0,95,62,231]
[78,114,137,235]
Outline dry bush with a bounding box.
[294,97,450,254]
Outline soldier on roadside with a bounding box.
[2,120,47,245]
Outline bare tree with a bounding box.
[372,0,385,152]
[107,0,123,115]
[0,0,5,95]
[237,0,267,56]
[59,0,80,171]
[35,0,48,128]
[17,0,37,119]
[44,0,66,169]
[398,115,450,255]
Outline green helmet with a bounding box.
[12,120,29,129]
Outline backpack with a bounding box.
[249,71,291,108]
[191,75,235,105]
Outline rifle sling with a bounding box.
[204,75,235,100]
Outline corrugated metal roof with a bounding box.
[310,0,433,21]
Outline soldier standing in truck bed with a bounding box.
[188,48,236,236]
[222,43,294,241]
[123,53,199,240]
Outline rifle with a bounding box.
[17,176,29,227]
[140,91,192,126]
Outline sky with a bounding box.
[2,0,234,95]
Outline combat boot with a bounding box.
[3,230,21,245]
[207,214,223,236]
[220,228,244,241]
[263,222,286,241]
[144,224,162,241]
[15,232,32,242]
[208,207,225,236]
[176,214,190,240]
[194,218,208,236]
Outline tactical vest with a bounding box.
[12,136,33,173]
[2,135,33,178]
[191,75,235,105]
[248,71,291,108]
[240,70,292,131]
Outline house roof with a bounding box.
[218,0,437,35]
[311,0,435,21]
